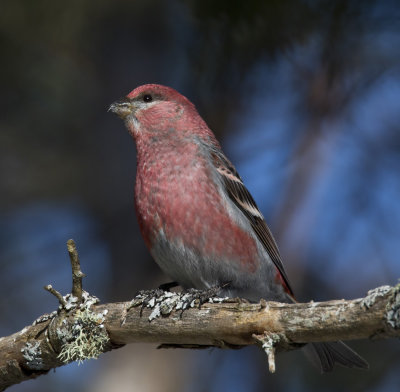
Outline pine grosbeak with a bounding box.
[109,84,368,372]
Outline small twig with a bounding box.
[67,239,85,304]
[44,284,67,307]
[253,333,282,373]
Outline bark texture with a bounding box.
[1,284,399,391]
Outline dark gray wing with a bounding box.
[210,149,294,296]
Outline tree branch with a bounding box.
[66,239,85,304]
[1,241,399,391]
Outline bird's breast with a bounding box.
[134,145,260,272]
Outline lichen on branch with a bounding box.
[1,240,400,391]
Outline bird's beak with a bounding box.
[108,99,133,119]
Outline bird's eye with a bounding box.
[143,94,153,103]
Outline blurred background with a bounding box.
[1,0,400,391]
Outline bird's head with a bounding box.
[109,84,203,140]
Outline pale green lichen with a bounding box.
[361,285,392,309]
[129,289,229,322]
[32,311,57,326]
[386,283,400,329]
[62,291,100,311]
[21,341,44,370]
[254,333,282,373]
[57,308,109,364]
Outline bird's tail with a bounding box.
[303,341,369,373]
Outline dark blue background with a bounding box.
[1,1,399,391]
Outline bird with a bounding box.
[109,83,368,372]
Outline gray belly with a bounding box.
[150,229,291,303]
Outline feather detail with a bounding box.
[210,148,294,297]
